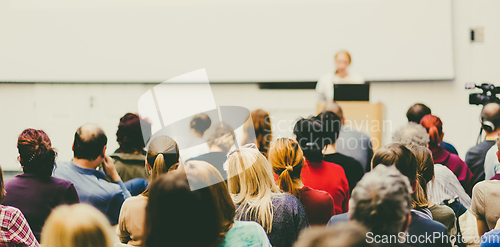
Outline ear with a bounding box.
[441,132,445,140]
[72,142,75,151]
[101,145,107,157]
[145,160,152,171]
[403,213,412,233]
[341,117,345,126]
[411,179,418,194]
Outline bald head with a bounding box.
[481,103,500,133]
[73,124,108,161]
[323,101,344,120]
[406,103,431,123]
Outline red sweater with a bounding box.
[298,186,335,225]
[301,160,349,214]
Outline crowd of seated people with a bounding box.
[2,102,500,247]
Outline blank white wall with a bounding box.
[0,0,499,171]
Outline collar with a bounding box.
[110,152,146,161]
[68,161,105,179]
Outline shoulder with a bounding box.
[410,212,447,233]
[50,176,76,188]
[0,205,23,222]
[431,205,455,219]
[301,186,332,200]
[473,180,500,194]
[123,195,148,207]
[347,73,365,82]
[271,193,303,208]
[448,153,467,164]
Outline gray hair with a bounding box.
[392,122,429,147]
[349,165,412,235]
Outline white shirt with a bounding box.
[484,144,500,180]
[315,72,365,101]
[427,164,471,209]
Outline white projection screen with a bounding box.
[0,0,454,82]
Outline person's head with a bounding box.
[190,113,212,137]
[293,118,324,163]
[116,113,147,153]
[419,114,444,148]
[316,111,342,148]
[322,101,345,125]
[294,222,371,247]
[243,109,272,157]
[72,124,107,162]
[371,143,417,189]
[392,122,429,147]
[17,128,57,177]
[407,145,434,208]
[143,169,221,247]
[226,147,280,232]
[406,103,432,123]
[41,204,115,247]
[206,122,235,153]
[481,103,500,134]
[184,160,235,244]
[269,138,305,199]
[334,50,352,74]
[145,135,180,186]
[349,165,412,236]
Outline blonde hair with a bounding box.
[226,147,280,233]
[335,50,352,63]
[143,135,179,197]
[269,138,304,199]
[41,204,114,247]
[407,145,434,208]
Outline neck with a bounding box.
[72,157,101,170]
[323,144,337,155]
[336,71,348,78]
[209,146,224,152]
[485,131,499,140]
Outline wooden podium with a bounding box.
[317,101,384,151]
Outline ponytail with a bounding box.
[143,135,180,197]
[151,154,166,181]
[269,138,304,200]
[420,114,443,147]
[278,166,300,199]
[412,173,429,208]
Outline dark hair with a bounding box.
[143,170,221,247]
[73,125,107,161]
[371,143,417,187]
[18,128,57,177]
[116,113,147,153]
[406,103,431,123]
[293,118,324,163]
[243,109,272,158]
[315,111,342,145]
[190,114,212,136]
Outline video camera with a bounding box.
[466,83,500,105]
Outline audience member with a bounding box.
[482,134,500,180]
[3,128,79,241]
[188,122,234,179]
[420,114,473,194]
[53,124,144,225]
[111,113,149,182]
[317,111,364,193]
[407,145,457,236]
[242,109,272,158]
[226,147,309,247]
[117,135,179,246]
[480,218,500,246]
[179,113,212,160]
[392,122,430,147]
[294,222,371,247]
[471,163,500,236]
[294,117,349,214]
[0,165,39,247]
[406,103,458,154]
[466,102,500,186]
[269,138,335,225]
[41,204,115,247]
[323,101,373,172]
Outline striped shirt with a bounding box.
[427,164,472,209]
[0,205,39,247]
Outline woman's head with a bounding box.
[146,135,180,181]
[293,118,324,163]
[335,50,352,74]
[226,147,279,232]
[143,169,221,247]
[243,109,272,157]
[116,113,148,153]
[269,138,304,199]
[41,204,115,247]
[371,143,417,188]
[184,161,235,244]
[17,128,57,177]
[316,111,342,147]
[419,114,444,148]
[407,145,434,208]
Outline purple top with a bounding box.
[431,146,474,195]
[3,173,79,241]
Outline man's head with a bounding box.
[73,124,107,161]
[392,122,429,147]
[349,165,412,236]
[406,103,431,124]
[190,114,212,137]
[481,103,500,134]
[323,101,344,125]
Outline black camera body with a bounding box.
[466,83,500,105]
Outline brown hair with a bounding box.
[269,138,304,199]
[372,143,417,188]
[18,128,57,177]
[142,135,179,197]
[407,145,434,208]
[243,109,272,158]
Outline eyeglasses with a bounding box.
[227,143,257,157]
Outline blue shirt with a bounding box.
[481,229,500,247]
[219,221,271,247]
[53,161,131,225]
